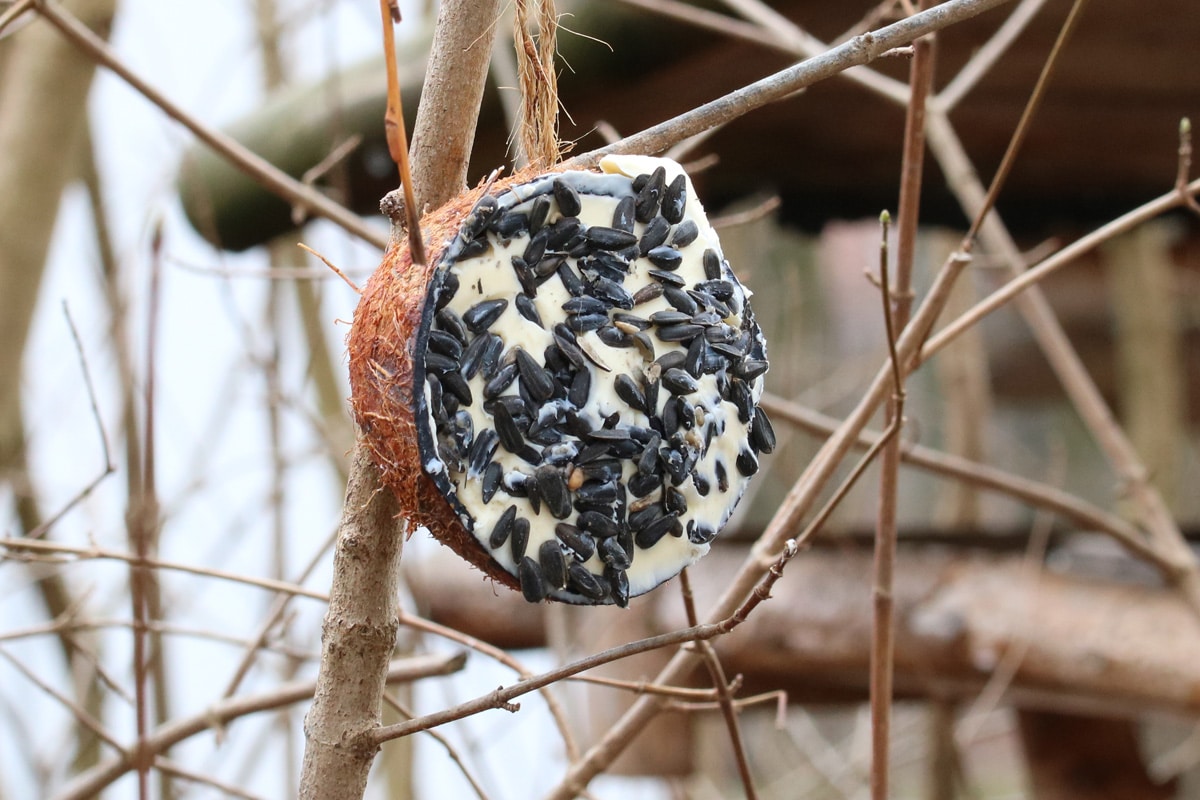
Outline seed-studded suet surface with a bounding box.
[349,155,771,606]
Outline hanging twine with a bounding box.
[513,0,561,170]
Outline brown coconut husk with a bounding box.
[347,167,559,590]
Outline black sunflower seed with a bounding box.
[576,479,619,505]
[492,210,530,239]
[691,470,711,496]
[643,374,662,412]
[628,502,664,533]
[557,262,587,296]
[590,277,634,310]
[440,370,473,405]
[612,195,636,232]
[466,428,499,478]
[428,329,464,360]
[480,335,505,379]
[626,470,660,498]
[459,331,490,380]
[605,565,630,607]
[538,540,568,590]
[567,562,607,600]
[736,447,759,476]
[563,295,609,315]
[638,216,671,256]
[463,299,508,334]
[493,402,526,453]
[656,323,703,343]
[523,229,549,266]
[683,337,705,378]
[702,249,722,280]
[664,486,688,516]
[483,362,518,399]
[648,268,686,287]
[435,270,460,311]
[566,313,608,333]
[597,325,633,349]
[578,457,622,483]
[552,178,582,217]
[435,308,468,344]
[510,255,538,297]
[535,464,572,519]
[660,448,688,486]
[695,279,736,302]
[488,505,518,549]
[586,226,638,251]
[649,309,690,327]
[459,237,491,259]
[599,536,631,570]
[519,555,548,602]
[555,523,596,561]
[688,520,717,544]
[669,219,698,248]
[515,293,543,327]
[515,348,555,402]
[635,513,680,549]
[462,195,499,240]
[750,406,776,454]
[661,174,687,223]
[550,325,587,371]
[664,286,699,316]
[647,246,682,271]
[614,374,647,413]
[633,332,656,362]
[546,215,581,248]
[635,166,666,222]
[424,351,458,375]
[728,377,755,423]
[510,517,530,561]
[482,461,503,504]
[562,411,594,439]
[735,359,770,381]
[613,312,651,331]
[632,282,664,305]
[577,510,620,539]
[529,196,551,234]
[568,369,591,407]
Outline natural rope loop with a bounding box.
[513,0,560,169]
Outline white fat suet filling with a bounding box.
[426,155,764,600]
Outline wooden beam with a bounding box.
[404,542,1200,719]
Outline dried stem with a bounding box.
[871,17,932,794]
[378,0,425,263]
[962,0,1089,244]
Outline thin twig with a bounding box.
[963,0,1090,244]
[0,538,331,601]
[381,693,493,800]
[22,306,116,541]
[0,0,33,36]
[378,0,426,263]
[1176,118,1200,215]
[679,569,758,800]
[0,646,123,753]
[297,243,363,294]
